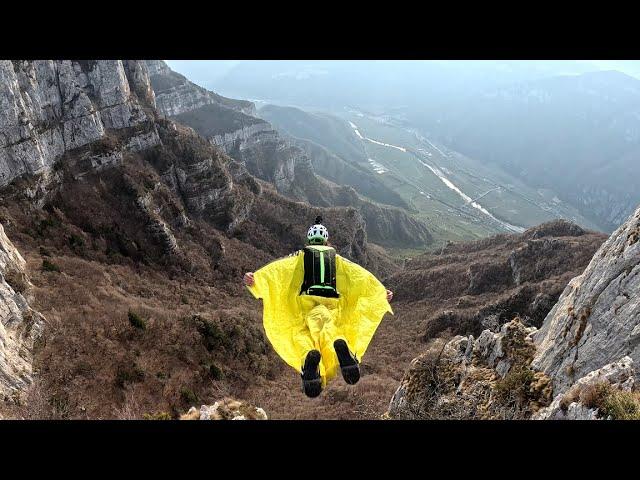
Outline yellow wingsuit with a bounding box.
[247,250,393,385]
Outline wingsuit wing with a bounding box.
[335,255,394,359]
[246,252,306,371]
[248,251,394,379]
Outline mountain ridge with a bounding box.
[146,60,433,249]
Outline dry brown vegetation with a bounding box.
[560,382,640,420]
[0,185,605,420]
[0,117,606,419]
[0,122,403,419]
[386,220,606,341]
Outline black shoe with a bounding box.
[301,350,322,398]
[334,339,360,385]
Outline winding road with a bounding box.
[349,120,525,233]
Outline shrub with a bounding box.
[35,217,59,237]
[602,390,640,420]
[208,363,223,380]
[4,267,28,293]
[115,363,145,388]
[194,316,226,351]
[143,412,173,420]
[494,366,535,404]
[180,388,198,405]
[128,310,147,330]
[68,234,85,249]
[48,393,71,419]
[42,259,61,273]
[560,381,640,419]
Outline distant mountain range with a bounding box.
[187,61,640,232]
[412,70,640,231]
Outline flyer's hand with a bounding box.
[386,289,393,302]
[243,272,255,286]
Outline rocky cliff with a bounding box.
[0,222,43,401]
[387,206,640,420]
[0,60,160,188]
[532,204,640,393]
[145,60,255,117]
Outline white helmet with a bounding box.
[307,216,329,244]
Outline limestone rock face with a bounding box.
[532,204,640,394]
[145,60,255,117]
[0,223,44,399]
[0,60,159,187]
[180,398,268,420]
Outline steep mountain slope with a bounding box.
[0,222,43,400]
[387,204,640,420]
[0,60,398,419]
[258,105,410,210]
[415,71,640,231]
[145,61,432,249]
[385,220,606,340]
[259,104,367,165]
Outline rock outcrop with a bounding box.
[532,204,640,394]
[0,60,160,187]
[0,222,43,400]
[145,60,255,117]
[180,398,267,420]
[387,319,552,419]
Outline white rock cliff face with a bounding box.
[532,204,640,394]
[0,223,43,399]
[145,60,256,117]
[0,60,159,187]
[145,61,300,194]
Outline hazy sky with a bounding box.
[165,60,640,89]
